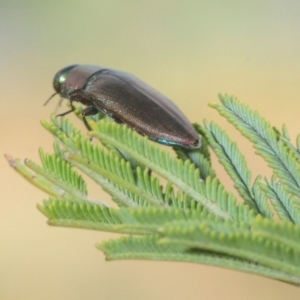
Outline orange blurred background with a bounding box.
[1,1,300,299]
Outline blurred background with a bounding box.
[1,1,300,299]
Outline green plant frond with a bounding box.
[64,151,162,207]
[266,141,300,196]
[281,124,291,140]
[194,123,212,161]
[67,137,198,208]
[259,176,300,224]
[89,120,243,220]
[24,158,89,201]
[38,199,206,234]
[77,135,143,188]
[159,220,300,277]
[88,122,143,171]
[111,194,148,208]
[9,94,300,285]
[162,183,197,209]
[45,116,248,220]
[273,125,291,144]
[202,120,261,213]
[211,94,300,197]
[136,170,201,209]
[76,109,138,164]
[135,167,164,202]
[98,233,300,285]
[98,235,189,260]
[251,177,274,219]
[115,206,206,227]
[174,146,215,181]
[251,216,300,253]
[42,123,161,206]
[37,198,121,231]
[273,125,300,163]
[5,155,79,199]
[39,148,87,196]
[102,140,142,170]
[210,94,275,144]
[41,117,83,153]
[53,140,66,158]
[72,138,178,207]
[297,134,300,153]
[197,176,255,223]
[172,189,201,210]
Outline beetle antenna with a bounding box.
[53,97,65,113]
[44,92,57,106]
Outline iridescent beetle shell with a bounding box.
[52,65,200,149]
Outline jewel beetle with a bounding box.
[48,64,200,149]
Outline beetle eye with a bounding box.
[53,64,78,93]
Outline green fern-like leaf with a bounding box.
[98,230,300,284]
[259,176,300,223]
[7,95,300,286]
[174,128,215,181]
[159,218,300,277]
[211,94,300,198]
[202,121,257,210]
[39,149,87,195]
[89,120,253,221]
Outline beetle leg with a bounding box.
[82,106,99,130]
[110,115,123,124]
[57,90,90,117]
[56,98,76,117]
[56,108,74,117]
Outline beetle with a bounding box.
[47,64,200,149]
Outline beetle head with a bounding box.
[53,64,78,94]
